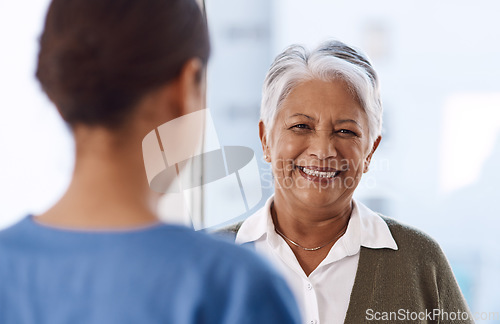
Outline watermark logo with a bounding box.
[142,109,262,229]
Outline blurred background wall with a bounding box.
[1,0,499,321]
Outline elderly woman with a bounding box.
[225,40,472,323]
[0,0,301,323]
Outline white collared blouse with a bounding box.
[236,195,398,324]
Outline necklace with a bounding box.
[274,225,347,251]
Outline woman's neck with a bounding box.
[272,191,352,246]
[272,191,353,276]
[36,126,160,230]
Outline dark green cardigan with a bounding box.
[216,217,474,324]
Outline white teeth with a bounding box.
[299,166,338,178]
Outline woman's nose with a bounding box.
[308,131,337,160]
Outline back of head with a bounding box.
[36,0,210,129]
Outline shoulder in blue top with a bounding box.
[0,216,301,324]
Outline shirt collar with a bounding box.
[236,195,398,252]
[344,199,398,253]
[235,195,273,244]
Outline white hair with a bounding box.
[261,40,382,144]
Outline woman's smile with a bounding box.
[296,165,340,184]
[298,165,339,178]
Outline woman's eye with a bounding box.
[338,129,357,136]
[291,124,310,129]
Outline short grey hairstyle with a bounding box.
[261,40,382,144]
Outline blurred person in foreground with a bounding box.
[220,40,473,324]
[0,1,301,323]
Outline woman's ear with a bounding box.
[259,120,271,162]
[364,136,381,173]
[177,58,205,117]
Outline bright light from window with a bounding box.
[440,93,500,194]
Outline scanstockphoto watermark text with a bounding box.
[260,157,390,191]
[366,308,499,322]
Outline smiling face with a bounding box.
[260,78,380,212]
